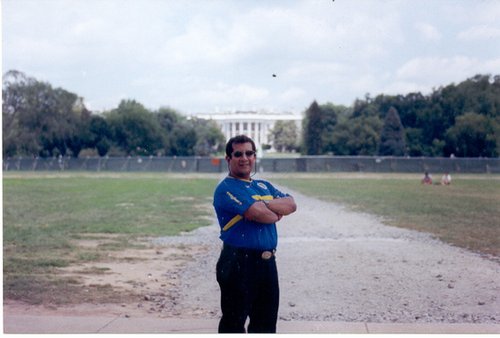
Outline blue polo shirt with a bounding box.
[213,176,291,250]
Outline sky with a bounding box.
[3,0,500,115]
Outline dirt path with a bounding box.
[5,188,500,323]
[156,188,500,323]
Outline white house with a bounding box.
[194,110,303,152]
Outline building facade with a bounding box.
[194,110,303,152]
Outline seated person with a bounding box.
[421,171,432,185]
[441,172,452,185]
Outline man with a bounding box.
[213,135,297,333]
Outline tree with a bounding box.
[169,121,197,156]
[270,120,299,152]
[302,101,323,155]
[330,115,382,155]
[320,103,350,154]
[2,70,35,156]
[445,112,498,157]
[88,115,112,156]
[2,70,91,157]
[352,96,379,118]
[156,107,182,155]
[378,107,406,156]
[405,128,425,156]
[190,118,225,156]
[106,100,164,155]
[66,97,92,157]
[155,107,212,156]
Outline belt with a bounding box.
[223,244,276,260]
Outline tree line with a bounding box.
[2,70,225,158]
[3,70,500,158]
[303,74,500,157]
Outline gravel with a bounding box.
[153,188,500,323]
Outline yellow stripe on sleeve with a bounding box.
[252,195,273,201]
[222,215,243,231]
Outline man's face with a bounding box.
[227,142,256,179]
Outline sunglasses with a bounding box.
[232,150,256,158]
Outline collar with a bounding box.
[227,175,252,183]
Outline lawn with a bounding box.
[3,172,220,304]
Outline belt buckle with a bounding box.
[261,251,273,260]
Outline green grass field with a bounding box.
[3,173,218,304]
[3,172,499,305]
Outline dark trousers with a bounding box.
[216,244,280,333]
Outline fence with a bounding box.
[3,155,499,174]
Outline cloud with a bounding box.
[397,56,490,81]
[415,22,442,41]
[3,0,499,113]
[197,83,269,107]
[285,61,344,81]
[381,81,432,97]
[457,25,500,41]
[158,15,263,67]
[390,56,500,95]
[277,87,307,103]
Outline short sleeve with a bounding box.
[214,181,255,215]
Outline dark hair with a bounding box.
[225,135,256,158]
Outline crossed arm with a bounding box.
[244,196,297,223]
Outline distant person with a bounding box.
[213,135,297,333]
[421,171,432,185]
[441,172,452,185]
